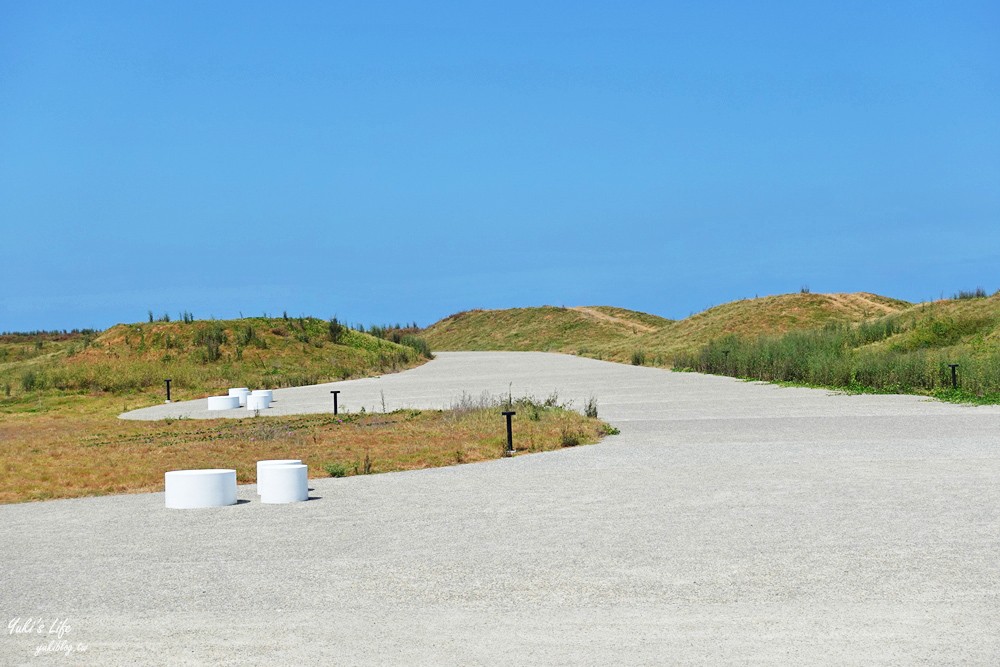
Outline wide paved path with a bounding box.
[3,352,999,665]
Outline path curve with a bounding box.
[4,351,1000,665]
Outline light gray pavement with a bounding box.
[3,351,1000,665]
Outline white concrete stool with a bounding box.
[207,395,240,410]
[251,389,274,403]
[228,387,250,406]
[260,464,308,504]
[165,469,237,509]
[256,459,302,495]
[246,393,271,411]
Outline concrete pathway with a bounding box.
[2,352,999,665]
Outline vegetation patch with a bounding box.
[423,306,672,357]
[421,293,910,364]
[0,397,612,504]
[672,293,1000,403]
[420,290,1000,404]
[0,316,429,406]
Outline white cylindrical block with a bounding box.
[228,387,250,407]
[165,469,237,509]
[260,464,309,504]
[256,459,302,495]
[207,395,240,410]
[251,389,273,403]
[246,394,271,411]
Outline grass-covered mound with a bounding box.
[422,293,910,365]
[673,292,1000,403]
[0,316,431,410]
[423,306,672,355]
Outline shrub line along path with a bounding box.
[3,352,1000,664]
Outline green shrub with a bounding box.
[631,349,646,366]
[21,370,39,392]
[328,317,346,344]
[235,324,256,347]
[194,323,227,362]
[560,427,581,447]
[323,462,348,477]
[399,335,433,359]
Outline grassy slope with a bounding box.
[633,292,911,358]
[871,295,1000,353]
[423,293,911,363]
[672,294,1000,402]
[0,317,427,411]
[423,306,672,354]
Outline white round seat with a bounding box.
[165,469,237,509]
[251,389,273,403]
[207,395,240,410]
[260,464,308,504]
[256,459,302,495]
[228,388,250,407]
[246,393,271,411]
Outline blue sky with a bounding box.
[2,1,998,331]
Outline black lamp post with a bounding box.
[502,410,516,456]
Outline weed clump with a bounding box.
[21,370,39,392]
[323,462,348,477]
[328,317,346,344]
[560,426,582,447]
[194,323,227,362]
[399,335,433,358]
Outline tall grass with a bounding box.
[673,315,1000,401]
[365,323,434,359]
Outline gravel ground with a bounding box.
[3,351,999,665]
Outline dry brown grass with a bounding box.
[0,402,607,504]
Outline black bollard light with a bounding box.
[502,410,516,456]
[330,390,340,415]
[948,364,959,390]
[164,378,172,403]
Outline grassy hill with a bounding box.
[673,293,1000,402]
[632,292,910,359]
[423,293,911,364]
[0,316,430,411]
[423,291,1000,402]
[423,306,672,355]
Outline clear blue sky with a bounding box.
[2,1,998,331]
